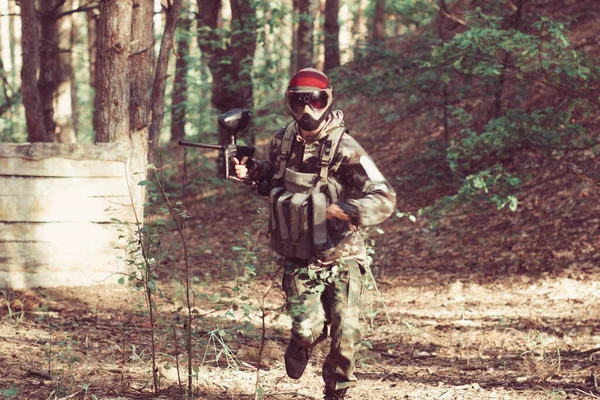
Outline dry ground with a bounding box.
[2,262,600,400]
[2,166,600,400]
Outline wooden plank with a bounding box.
[0,142,130,161]
[0,264,124,289]
[0,222,134,247]
[0,242,127,268]
[0,176,130,197]
[0,195,138,223]
[0,157,128,178]
[0,241,131,288]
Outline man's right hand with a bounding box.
[232,156,249,181]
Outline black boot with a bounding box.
[284,339,312,379]
[324,387,347,400]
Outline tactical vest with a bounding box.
[268,122,347,261]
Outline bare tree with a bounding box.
[295,0,320,69]
[69,0,81,138]
[171,2,192,143]
[86,8,98,88]
[55,0,77,143]
[437,0,450,148]
[371,0,386,43]
[20,0,48,142]
[323,0,340,73]
[149,0,184,148]
[129,0,154,130]
[196,0,257,135]
[351,0,367,59]
[20,0,92,142]
[94,0,133,143]
[490,0,526,119]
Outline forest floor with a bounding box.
[2,104,600,400]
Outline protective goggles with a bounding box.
[288,90,329,113]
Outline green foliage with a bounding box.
[0,385,19,399]
[385,0,437,28]
[345,2,600,213]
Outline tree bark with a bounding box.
[148,0,184,149]
[86,9,98,89]
[20,0,49,142]
[54,0,77,143]
[230,0,257,109]
[170,10,191,143]
[69,0,81,138]
[351,0,367,59]
[371,0,386,44]
[437,0,449,149]
[38,0,61,142]
[129,0,154,130]
[491,0,525,120]
[196,0,257,121]
[94,0,133,143]
[323,0,340,73]
[289,0,300,75]
[296,0,319,69]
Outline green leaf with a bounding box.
[508,196,518,212]
[1,385,19,398]
[137,180,152,186]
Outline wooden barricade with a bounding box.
[0,142,146,289]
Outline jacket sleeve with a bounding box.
[248,129,283,196]
[333,135,396,226]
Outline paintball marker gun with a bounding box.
[179,108,255,181]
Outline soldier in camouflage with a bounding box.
[234,68,396,400]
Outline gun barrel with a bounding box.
[178,140,223,150]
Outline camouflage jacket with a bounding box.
[251,110,396,262]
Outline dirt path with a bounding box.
[2,265,600,399]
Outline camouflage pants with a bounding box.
[282,258,365,391]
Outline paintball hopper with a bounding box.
[218,108,252,138]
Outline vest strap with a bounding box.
[318,126,346,182]
[273,122,296,180]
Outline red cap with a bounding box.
[288,68,329,90]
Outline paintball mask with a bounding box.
[286,68,333,132]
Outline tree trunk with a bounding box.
[170,10,191,143]
[9,1,19,86]
[38,0,61,142]
[69,0,81,138]
[148,0,184,149]
[230,0,257,110]
[129,0,154,130]
[296,0,319,69]
[323,0,340,73]
[437,0,449,149]
[94,0,133,143]
[371,0,386,44]
[20,0,48,142]
[196,0,257,120]
[351,0,367,59]
[54,0,77,143]
[289,0,300,75]
[491,0,525,120]
[86,9,98,89]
